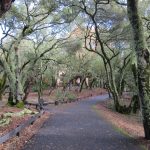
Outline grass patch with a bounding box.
[16,101,24,108]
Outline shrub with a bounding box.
[66,92,77,102]
[55,89,77,102]
[16,101,24,108]
[32,86,38,92]
[55,89,65,101]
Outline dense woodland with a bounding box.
[0,0,150,140]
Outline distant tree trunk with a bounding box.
[117,78,125,97]
[15,47,19,103]
[99,79,102,88]
[89,78,96,89]
[79,77,86,92]
[104,61,120,111]
[132,64,138,86]
[127,0,150,139]
[49,76,56,95]
[101,78,104,88]
[22,80,30,102]
[38,61,43,101]
[8,89,14,106]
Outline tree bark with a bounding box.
[79,77,86,92]
[22,80,30,102]
[127,0,150,139]
[0,0,13,17]
[14,47,23,103]
[0,73,7,101]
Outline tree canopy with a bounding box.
[1,0,150,140]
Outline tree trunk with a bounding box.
[0,73,7,101]
[127,0,150,139]
[89,78,96,89]
[22,80,30,102]
[8,89,14,106]
[14,47,23,103]
[79,77,86,92]
[108,62,121,111]
[132,64,138,86]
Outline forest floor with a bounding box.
[95,98,150,150]
[1,89,148,149]
[0,88,106,150]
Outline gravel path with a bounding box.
[23,95,143,150]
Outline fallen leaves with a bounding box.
[0,112,51,150]
[95,100,150,149]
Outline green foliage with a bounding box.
[55,89,77,102]
[64,39,82,55]
[4,108,38,118]
[55,89,65,101]
[16,101,24,109]
[32,86,38,92]
[40,0,58,12]
[0,0,148,118]
[65,91,77,102]
[0,108,38,126]
[0,118,11,126]
[41,81,50,89]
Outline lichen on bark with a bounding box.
[127,0,150,139]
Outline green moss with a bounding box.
[16,101,24,108]
[7,98,15,107]
[0,118,11,126]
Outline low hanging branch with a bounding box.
[114,0,127,6]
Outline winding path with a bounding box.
[23,95,143,150]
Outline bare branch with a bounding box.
[114,0,127,6]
